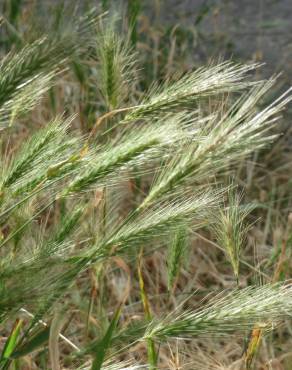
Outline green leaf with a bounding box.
[11,327,50,359]
[0,319,22,361]
[91,305,122,370]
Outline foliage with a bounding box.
[0,4,291,370]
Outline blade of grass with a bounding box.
[91,305,122,370]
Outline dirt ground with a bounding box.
[145,0,292,86]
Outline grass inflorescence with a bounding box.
[0,4,291,370]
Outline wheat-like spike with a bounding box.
[0,9,98,128]
[0,116,87,225]
[96,14,137,110]
[212,188,255,280]
[144,284,292,341]
[64,120,185,196]
[90,189,222,260]
[140,79,292,207]
[0,71,55,127]
[124,62,259,121]
[0,117,87,211]
[1,117,70,189]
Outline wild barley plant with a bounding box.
[0,10,291,370]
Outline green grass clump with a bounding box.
[0,5,291,370]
